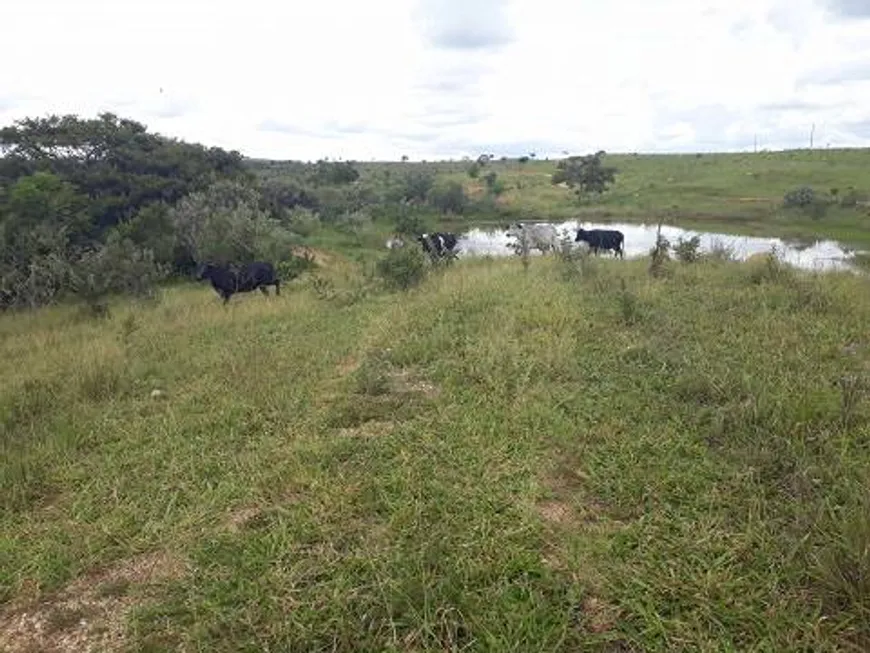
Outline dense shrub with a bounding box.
[427,180,467,215]
[376,247,428,290]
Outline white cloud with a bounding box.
[1,0,869,160]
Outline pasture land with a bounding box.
[333,149,870,249]
[3,251,870,651]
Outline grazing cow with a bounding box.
[574,227,625,258]
[196,261,281,304]
[386,236,405,250]
[506,222,560,255]
[417,232,459,261]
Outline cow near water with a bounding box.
[574,227,625,258]
[417,232,459,261]
[505,222,560,255]
[196,261,281,304]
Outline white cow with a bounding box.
[505,222,560,255]
[385,236,405,250]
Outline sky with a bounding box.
[1,0,869,161]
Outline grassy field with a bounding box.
[3,247,870,651]
[341,149,870,249]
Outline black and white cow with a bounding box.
[574,228,625,258]
[196,261,281,304]
[417,232,459,261]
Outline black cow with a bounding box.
[196,261,281,304]
[417,232,459,261]
[575,228,625,258]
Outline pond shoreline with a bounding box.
[453,219,867,273]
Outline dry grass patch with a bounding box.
[0,551,187,653]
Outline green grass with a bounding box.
[345,149,870,249]
[3,251,870,651]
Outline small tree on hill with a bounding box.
[551,150,618,202]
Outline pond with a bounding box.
[456,220,864,272]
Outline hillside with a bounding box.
[254,148,870,249]
[2,253,870,651]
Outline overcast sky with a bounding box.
[2,0,869,161]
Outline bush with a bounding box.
[556,236,592,281]
[394,203,430,236]
[70,232,169,314]
[783,186,816,208]
[428,181,467,215]
[284,207,321,237]
[705,238,736,262]
[376,247,427,291]
[310,160,359,186]
[840,188,867,209]
[168,180,300,265]
[276,251,317,282]
[649,227,671,278]
[397,170,435,204]
[673,235,702,263]
[783,185,830,220]
[483,171,506,196]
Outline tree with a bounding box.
[0,172,91,308]
[551,150,618,201]
[396,169,435,204]
[309,159,359,185]
[0,113,249,235]
[427,180,467,215]
[483,171,505,196]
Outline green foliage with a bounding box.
[783,186,830,220]
[673,235,702,263]
[310,160,360,186]
[483,171,506,196]
[69,231,168,313]
[114,202,177,265]
[551,150,618,201]
[0,112,248,234]
[395,169,435,204]
[839,187,867,208]
[375,246,428,290]
[0,172,92,308]
[555,236,592,281]
[393,203,430,236]
[467,162,481,179]
[258,177,318,216]
[783,185,817,208]
[427,180,467,215]
[283,207,321,237]
[275,251,317,282]
[168,180,299,265]
[649,224,671,277]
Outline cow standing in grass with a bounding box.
[574,227,625,258]
[196,261,281,304]
[417,232,459,262]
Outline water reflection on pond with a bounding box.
[456,221,862,272]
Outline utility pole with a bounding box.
[810,123,815,149]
